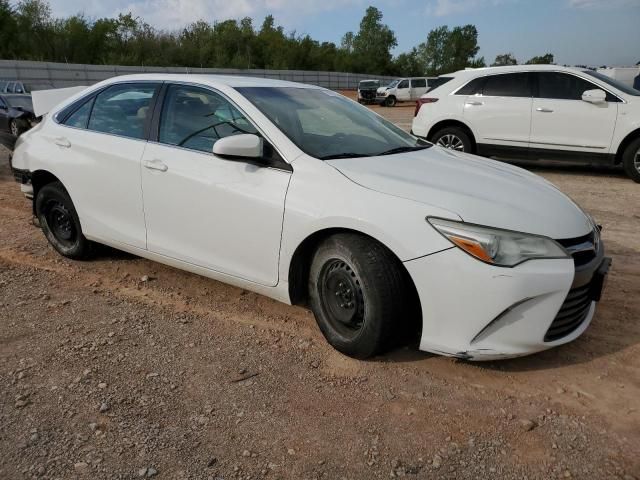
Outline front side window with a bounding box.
[411,78,426,88]
[237,87,429,160]
[87,83,158,139]
[158,84,257,153]
[482,73,531,97]
[536,72,620,101]
[397,80,409,89]
[582,70,639,97]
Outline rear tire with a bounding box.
[431,126,472,153]
[9,119,20,138]
[308,233,408,359]
[35,182,94,259]
[622,137,640,183]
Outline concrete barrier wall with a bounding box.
[0,60,397,91]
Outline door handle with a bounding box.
[465,101,484,106]
[53,137,71,148]
[536,107,554,113]
[144,159,168,172]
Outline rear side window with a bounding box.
[87,83,158,139]
[483,73,531,97]
[456,77,486,95]
[411,78,426,88]
[158,84,258,153]
[64,98,94,129]
[535,72,619,102]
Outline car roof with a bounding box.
[450,64,586,79]
[97,74,324,90]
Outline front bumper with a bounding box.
[405,243,610,361]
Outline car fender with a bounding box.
[277,156,459,283]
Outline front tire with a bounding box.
[384,96,396,107]
[35,182,94,259]
[431,126,472,153]
[308,233,407,359]
[622,137,640,183]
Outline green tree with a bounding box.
[0,0,19,58]
[392,48,423,76]
[349,6,397,74]
[525,53,554,65]
[491,53,517,66]
[417,25,483,76]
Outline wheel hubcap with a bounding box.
[10,122,18,136]
[436,134,464,151]
[45,200,75,244]
[320,260,365,336]
[634,147,640,174]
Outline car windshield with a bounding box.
[359,81,379,89]
[237,87,429,160]
[582,70,640,96]
[385,80,399,88]
[6,96,33,109]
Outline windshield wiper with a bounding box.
[319,152,371,160]
[376,145,430,156]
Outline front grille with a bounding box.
[544,283,592,342]
[556,230,598,267]
[360,90,376,100]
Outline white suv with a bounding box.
[411,65,640,182]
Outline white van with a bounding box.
[376,77,433,107]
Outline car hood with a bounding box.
[327,147,592,240]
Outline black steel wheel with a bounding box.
[318,259,366,339]
[308,233,409,359]
[35,181,94,259]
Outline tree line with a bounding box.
[0,0,556,77]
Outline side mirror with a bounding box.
[212,134,263,160]
[582,89,606,104]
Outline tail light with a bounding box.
[414,97,438,117]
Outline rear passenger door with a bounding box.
[462,72,532,151]
[529,72,618,156]
[395,79,411,101]
[52,82,160,249]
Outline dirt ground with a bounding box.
[1,102,639,480]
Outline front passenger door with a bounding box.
[140,84,291,286]
[529,72,618,156]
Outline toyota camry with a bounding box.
[10,74,610,360]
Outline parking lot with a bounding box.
[1,102,639,479]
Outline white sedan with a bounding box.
[10,74,610,360]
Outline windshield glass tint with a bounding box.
[6,96,32,109]
[359,81,379,88]
[237,87,428,159]
[582,70,640,96]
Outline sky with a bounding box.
[45,0,640,66]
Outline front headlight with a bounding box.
[427,218,570,267]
